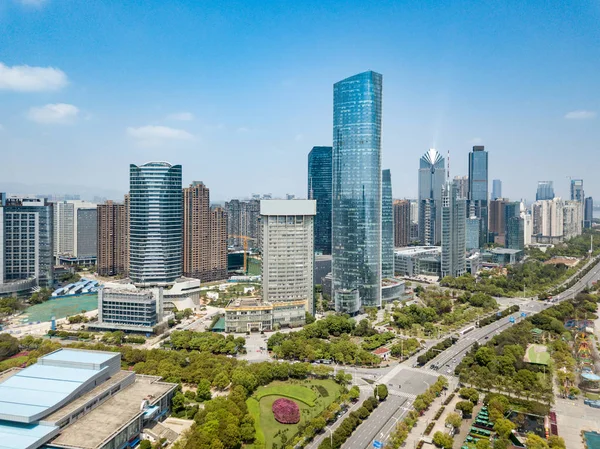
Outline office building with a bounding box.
[584,197,594,228]
[260,200,315,313]
[394,246,441,277]
[468,145,488,248]
[93,285,170,333]
[492,179,502,200]
[571,179,584,202]
[0,348,177,449]
[224,298,306,332]
[129,162,182,287]
[183,182,227,282]
[454,176,469,199]
[97,198,129,277]
[53,200,98,262]
[441,181,466,278]
[0,196,54,294]
[53,201,75,257]
[332,71,382,314]
[409,200,419,241]
[489,198,508,244]
[466,216,481,251]
[225,199,261,248]
[505,202,524,250]
[563,200,583,240]
[76,207,97,260]
[418,149,446,246]
[536,181,555,201]
[314,254,332,286]
[308,146,333,255]
[393,200,411,247]
[522,210,533,246]
[382,169,394,278]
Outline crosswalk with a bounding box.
[401,365,440,377]
[388,388,417,400]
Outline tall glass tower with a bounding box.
[492,179,502,200]
[570,179,584,202]
[536,181,555,201]
[418,149,446,246]
[129,162,183,286]
[332,71,382,314]
[381,169,394,278]
[468,146,488,248]
[308,146,333,255]
[441,180,466,278]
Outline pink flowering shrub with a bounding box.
[272,398,300,424]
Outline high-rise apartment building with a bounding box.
[418,149,446,246]
[0,196,54,288]
[53,200,97,260]
[468,146,488,248]
[183,182,228,282]
[492,179,502,200]
[260,200,315,314]
[532,198,563,239]
[454,176,469,199]
[308,146,333,255]
[505,202,524,250]
[382,169,394,279]
[584,197,594,229]
[441,181,466,278]
[536,181,555,201]
[54,202,75,257]
[393,200,411,247]
[97,197,130,277]
[570,179,584,202]
[522,211,533,246]
[409,200,419,241]
[332,71,382,314]
[77,207,97,259]
[129,162,182,287]
[563,200,583,240]
[225,199,261,248]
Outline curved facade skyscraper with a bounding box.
[332,71,382,314]
[129,162,183,286]
[418,149,446,246]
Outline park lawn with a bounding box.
[248,379,342,449]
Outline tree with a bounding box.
[376,384,388,401]
[213,372,230,390]
[493,439,510,449]
[432,431,454,449]
[196,379,212,402]
[0,334,19,360]
[493,418,516,439]
[455,400,474,417]
[139,440,152,449]
[349,385,360,401]
[335,370,352,386]
[524,433,550,449]
[305,312,316,324]
[445,412,462,429]
[548,436,566,449]
[476,440,491,449]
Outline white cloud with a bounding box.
[127,125,193,146]
[27,103,79,124]
[564,110,596,120]
[167,112,194,121]
[0,62,67,92]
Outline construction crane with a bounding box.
[230,235,256,274]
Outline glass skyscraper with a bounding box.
[536,181,555,201]
[332,71,382,314]
[418,149,446,246]
[505,202,524,250]
[570,179,584,202]
[492,179,502,200]
[308,146,333,255]
[585,197,594,229]
[381,169,394,278]
[468,146,488,248]
[129,162,183,286]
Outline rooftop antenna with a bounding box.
[447,150,450,180]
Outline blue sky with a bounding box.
[0,0,599,202]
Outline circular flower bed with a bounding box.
[272,398,300,424]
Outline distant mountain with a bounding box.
[0,182,126,202]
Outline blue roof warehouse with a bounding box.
[0,348,177,449]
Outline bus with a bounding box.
[458,325,475,337]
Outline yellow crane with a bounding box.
[230,235,256,274]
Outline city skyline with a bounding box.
[1,1,599,203]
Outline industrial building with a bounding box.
[0,348,177,449]
[224,298,306,333]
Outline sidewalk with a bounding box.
[403,391,447,449]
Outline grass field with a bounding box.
[524,344,550,365]
[248,379,342,449]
